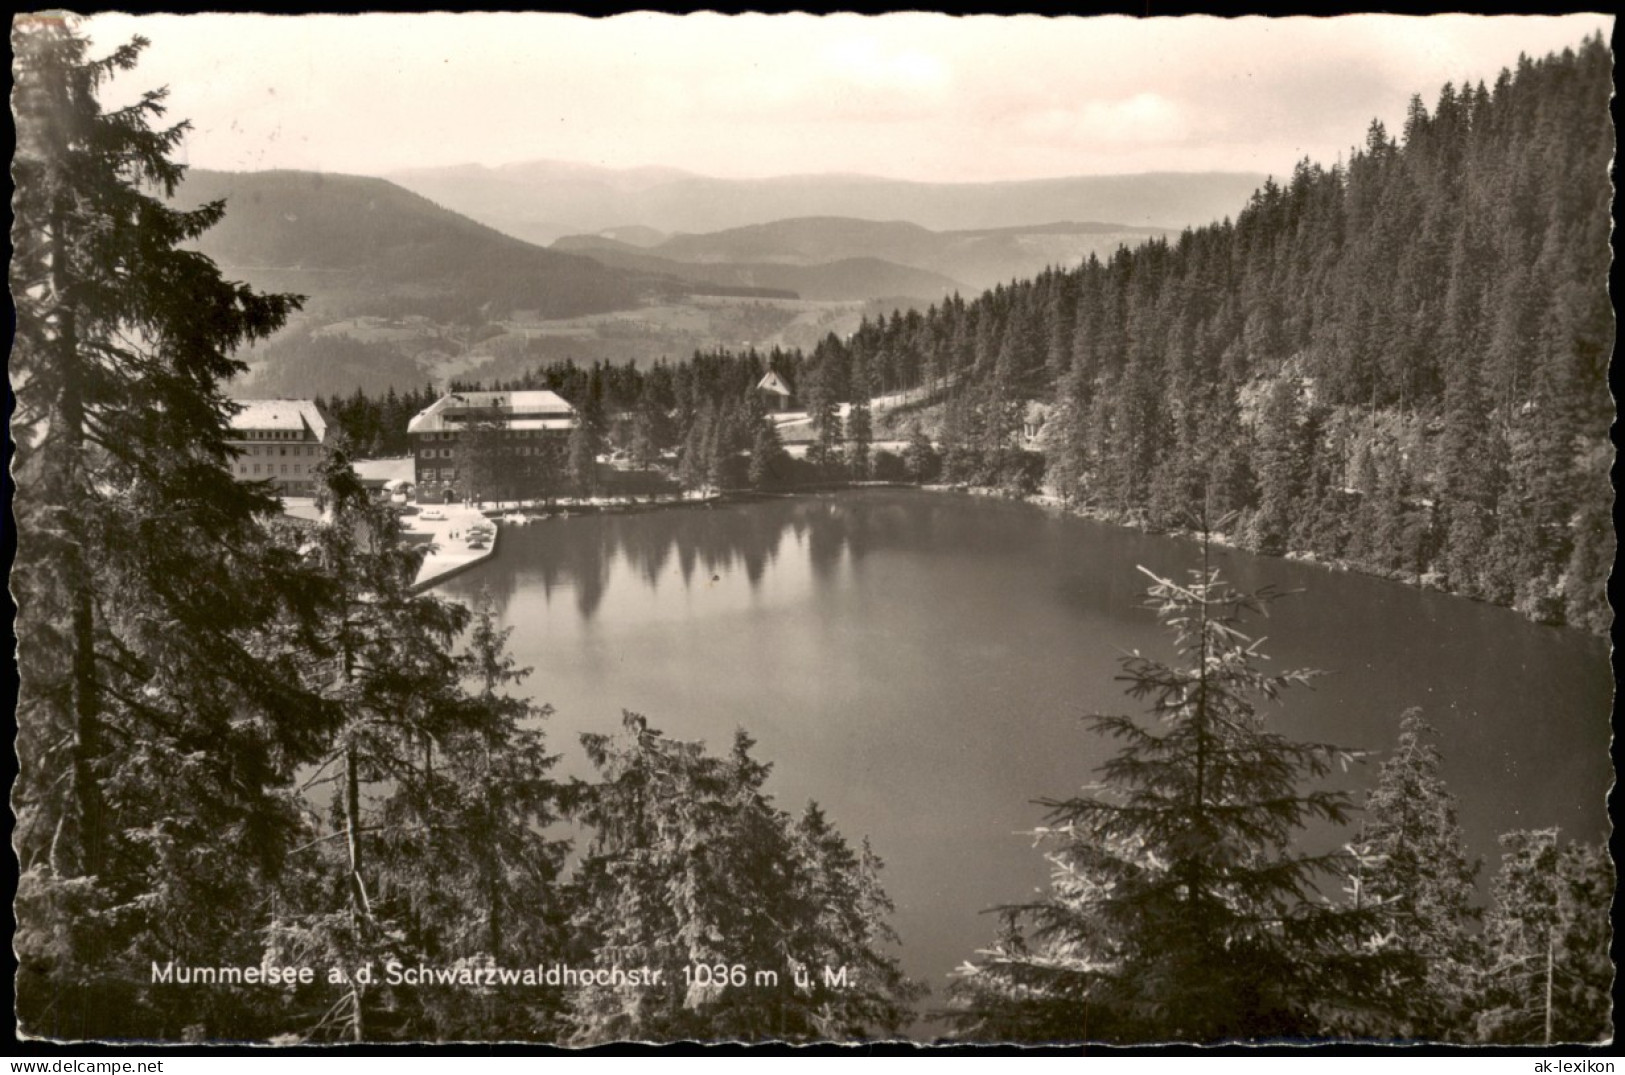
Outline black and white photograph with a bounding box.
[9,10,1615,1048]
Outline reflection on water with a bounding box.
[474,495,939,621]
[439,489,1613,1009]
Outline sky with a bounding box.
[76,12,1612,184]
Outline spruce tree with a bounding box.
[1251,375,1307,555]
[373,598,572,1040]
[902,423,939,484]
[1351,709,1482,1039]
[748,414,788,490]
[265,450,476,1042]
[566,419,598,500]
[846,349,874,479]
[11,17,308,1038]
[564,712,919,1043]
[1475,831,1614,1044]
[951,559,1397,1043]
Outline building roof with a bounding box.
[229,399,328,440]
[407,389,577,434]
[757,370,795,397]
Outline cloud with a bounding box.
[683,33,951,124]
[824,36,950,97]
[77,12,1615,182]
[1019,93,1193,149]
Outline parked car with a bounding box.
[419,509,446,522]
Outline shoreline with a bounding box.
[412,493,727,591]
[920,482,1604,637]
[407,503,502,590]
[406,482,1597,636]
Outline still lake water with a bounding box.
[438,489,1612,1004]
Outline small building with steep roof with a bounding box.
[756,370,797,412]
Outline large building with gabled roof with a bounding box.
[407,389,577,502]
[226,398,331,497]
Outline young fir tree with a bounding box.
[1474,831,1614,1045]
[566,419,599,501]
[804,361,844,476]
[11,17,310,1039]
[786,808,927,1038]
[1349,708,1482,1040]
[371,599,572,1041]
[563,712,919,1043]
[949,558,1399,1043]
[902,423,939,484]
[846,349,874,479]
[265,450,477,1042]
[748,413,788,490]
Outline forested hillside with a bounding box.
[551,239,965,303]
[789,36,1613,631]
[176,169,673,321]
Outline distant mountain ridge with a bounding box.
[387,161,1269,246]
[555,215,1174,296]
[548,239,965,303]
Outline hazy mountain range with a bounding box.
[387,159,1267,245]
[174,162,1271,394]
[554,217,1173,297]
[178,167,1216,313]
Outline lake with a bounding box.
[436,488,1613,1017]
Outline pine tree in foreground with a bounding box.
[11,16,309,1039]
[263,451,472,1042]
[1474,831,1613,1044]
[948,561,1402,1043]
[1347,708,1482,1040]
[563,712,921,1043]
[369,597,573,1041]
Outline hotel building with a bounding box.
[227,398,332,497]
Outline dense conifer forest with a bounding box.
[10,19,1612,1047]
[907,34,1613,633]
[834,34,1613,632]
